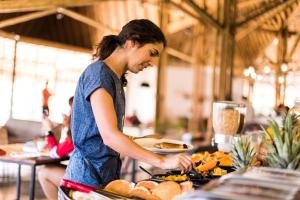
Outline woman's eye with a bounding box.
[150,50,159,57]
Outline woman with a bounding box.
[38,97,74,200]
[63,19,193,188]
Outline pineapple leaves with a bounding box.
[263,113,300,170]
[231,136,257,170]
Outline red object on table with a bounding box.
[0,148,6,156]
[60,179,97,193]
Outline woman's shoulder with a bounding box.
[84,60,110,76]
[80,60,113,83]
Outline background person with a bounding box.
[38,96,74,200]
[42,80,52,116]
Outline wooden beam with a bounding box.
[0,30,91,53]
[238,0,269,10]
[183,0,222,30]
[287,1,300,23]
[288,33,300,60]
[236,0,299,41]
[57,7,118,34]
[237,1,280,25]
[167,17,197,34]
[0,8,56,29]
[259,26,279,33]
[165,47,192,63]
[0,0,106,13]
[169,1,199,21]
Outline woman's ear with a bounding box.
[124,40,138,49]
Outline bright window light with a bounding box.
[0,36,91,125]
[243,69,250,77]
[272,37,279,45]
[257,74,263,81]
[263,65,271,74]
[278,76,285,84]
[281,63,288,72]
[248,66,255,74]
[250,72,257,79]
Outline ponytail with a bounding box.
[96,35,120,60]
[95,35,127,86]
[121,73,127,87]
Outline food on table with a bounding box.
[104,179,134,197]
[179,181,194,193]
[155,174,188,182]
[136,180,158,191]
[195,159,217,172]
[213,108,240,135]
[211,167,227,176]
[191,151,234,176]
[0,148,6,156]
[152,181,182,200]
[218,156,232,167]
[154,142,188,149]
[192,151,233,167]
[104,179,187,200]
[130,186,160,200]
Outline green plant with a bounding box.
[262,113,300,170]
[231,136,257,170]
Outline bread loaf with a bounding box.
[130,186,161,200]
[179,181,193,193]
[104,179,134,197]
[136,181,158,191]
[154,142,187,149]
[152,181,181,200]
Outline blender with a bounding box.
[212,101,246,152]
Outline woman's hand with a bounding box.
[161,154,193,173]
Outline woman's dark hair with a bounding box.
[95,19,166,87]
[67,96,74,138]
[68,96,74,107]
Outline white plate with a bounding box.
[9,152,49,158]
[134,138,193,154]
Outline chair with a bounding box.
[0,126,8,145]
[4,118,43,143]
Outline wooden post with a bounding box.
[207,0,222,144]
[155,0,169,133]
[9,36,19,118]
[218,0,237,100]
[188,26,203,133]
[275,26,288,107]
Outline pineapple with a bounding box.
[262,113,300,170]
[231,136,257,170]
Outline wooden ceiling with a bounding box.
[1,0,300,70]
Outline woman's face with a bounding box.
[126,42,164,73]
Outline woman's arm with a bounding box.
[90,88,193,171]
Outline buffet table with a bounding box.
[0,143,68,200]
